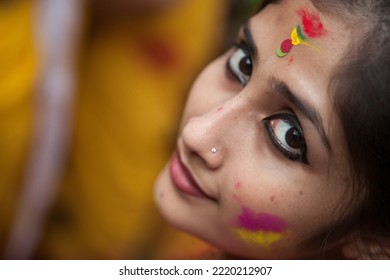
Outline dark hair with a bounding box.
[294,0,390,258]
[323,0,390,258]
[257,0,390,258]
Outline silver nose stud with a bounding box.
[211,147,218,154]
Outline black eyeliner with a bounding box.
[263,113,309,165]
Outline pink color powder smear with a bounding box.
[239,207,287,233]
[297,8,327,38]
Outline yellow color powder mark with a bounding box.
[291,27,320,51]
[234,229,290,249]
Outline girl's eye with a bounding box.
[227,43,252,85]
[263,113,308,164]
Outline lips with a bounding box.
[169,150,213,200]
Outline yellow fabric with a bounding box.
[0,1,37,250]
[38,0,226,259]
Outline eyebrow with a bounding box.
[242,21,332,153]
[269,77,332,152]
[258,0,282,11]
[243,21,258,62]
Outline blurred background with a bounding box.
[0,0,261,259]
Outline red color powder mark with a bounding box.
[235,182,242,189]
[288,55,295,65]
[281,39,293,53]
[297,9,327,38]
[238,207,287,233]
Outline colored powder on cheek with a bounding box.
[238,207,287,233]
[234,207,290,248]
[297,9,327,38]
[235,230,287,248]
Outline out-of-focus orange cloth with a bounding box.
[12,0,224,259]
[0,0,227,259]
[0,0,37,251]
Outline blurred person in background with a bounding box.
[0,0,260,259]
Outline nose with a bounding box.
[181,98,247,170]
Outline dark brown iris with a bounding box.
[286,127,304,149]
[239,56,252,75]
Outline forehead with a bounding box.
[247,0,353,120]
[252,0,352,69]
[246,0,353,165]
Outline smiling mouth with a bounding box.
[169,149,215,200]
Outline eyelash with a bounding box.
[226,43,308,164]
[263,113,308,164]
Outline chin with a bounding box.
[153,165,291,259]
[153,165,173,218]
[154,167,246,258]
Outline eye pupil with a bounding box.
[239,56,252,75]
[286,128,304,149]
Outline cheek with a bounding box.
[229,181,291,248]
[238,207,287,232]
[232,206,291,248]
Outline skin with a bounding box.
[154,0,355,259]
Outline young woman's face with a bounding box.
[154,0,354,259]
